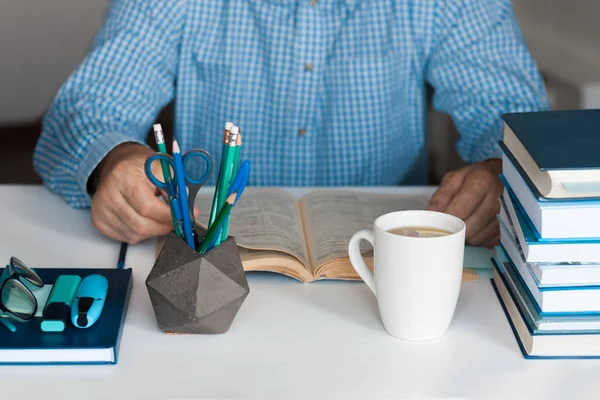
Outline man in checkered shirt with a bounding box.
[34,0,550,246]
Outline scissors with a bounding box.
[144,149,214,223]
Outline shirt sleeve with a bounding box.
[425,0,551,164]
[33,0,185,208]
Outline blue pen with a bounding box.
[206,160,250,251]
[226,160,250,204]
[172,139,196,248]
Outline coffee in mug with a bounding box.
[387,226,452,238]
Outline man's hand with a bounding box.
[90,143,177,244]
[428,159,503,247]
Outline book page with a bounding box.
[299,190,430,269]
[195,188,310,267]
[238,248,314,282]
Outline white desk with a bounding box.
[1,185,599,400]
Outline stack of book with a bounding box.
[492,109,600,359]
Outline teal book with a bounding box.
[493,251,600,331]
[495,244,600,314]
[0,268,132,365]
[501,109,600,200]
[492,259,600,359]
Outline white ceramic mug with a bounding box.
[348,210,466,341]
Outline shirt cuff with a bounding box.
[76,132,148,204]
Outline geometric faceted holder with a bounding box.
[145,229,249,334]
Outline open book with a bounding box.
[191,188,479,282]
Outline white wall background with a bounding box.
[0,0,110,123]
[513,0,600,83]
[1,0,600,124]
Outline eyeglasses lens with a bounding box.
[1,280,36,319]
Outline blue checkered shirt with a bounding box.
[34,0,549,208]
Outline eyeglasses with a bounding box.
[0,257,43,332]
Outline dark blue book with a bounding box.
[501,109,600,200]
[0,268,132,365]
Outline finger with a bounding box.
[157,188,169,203]
[467,218,500,247]
[428,171,466,212]
[99,192,152,243]
[118,196,174,240]
[98,209,142,243]
[462,193,500,240]
[91,199,138,243]
[125,182,174,226]
[442,187,487,223]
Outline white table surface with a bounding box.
[1,184,599,400]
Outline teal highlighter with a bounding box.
[41,275,81,332]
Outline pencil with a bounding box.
[219,131,241,243]
[153,124,183,238]
[117,242,128,269]
[213,126,238,244]
[208,122,233,229]
[198,192,237,254]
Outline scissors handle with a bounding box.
[144,154,175,190]
[182,149,213,221]
[182,149,213,185]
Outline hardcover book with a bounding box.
[501,109,600,200]
[0,268,132,365]
[492,259,600,358]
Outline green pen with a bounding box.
[219,130,241,243]
[153,124,183,238]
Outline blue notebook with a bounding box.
[0,268,132,365]
[501,109,600,200]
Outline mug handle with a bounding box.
[348,229,376,295]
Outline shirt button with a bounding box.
[304,63,314,72]
[297,128,307,137]
[311,0,318,5]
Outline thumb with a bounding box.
[428,170,466,212]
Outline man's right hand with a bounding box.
[90,143,174,244]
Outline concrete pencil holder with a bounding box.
[145,228,249,334]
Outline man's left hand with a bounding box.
[427,159,503,247]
